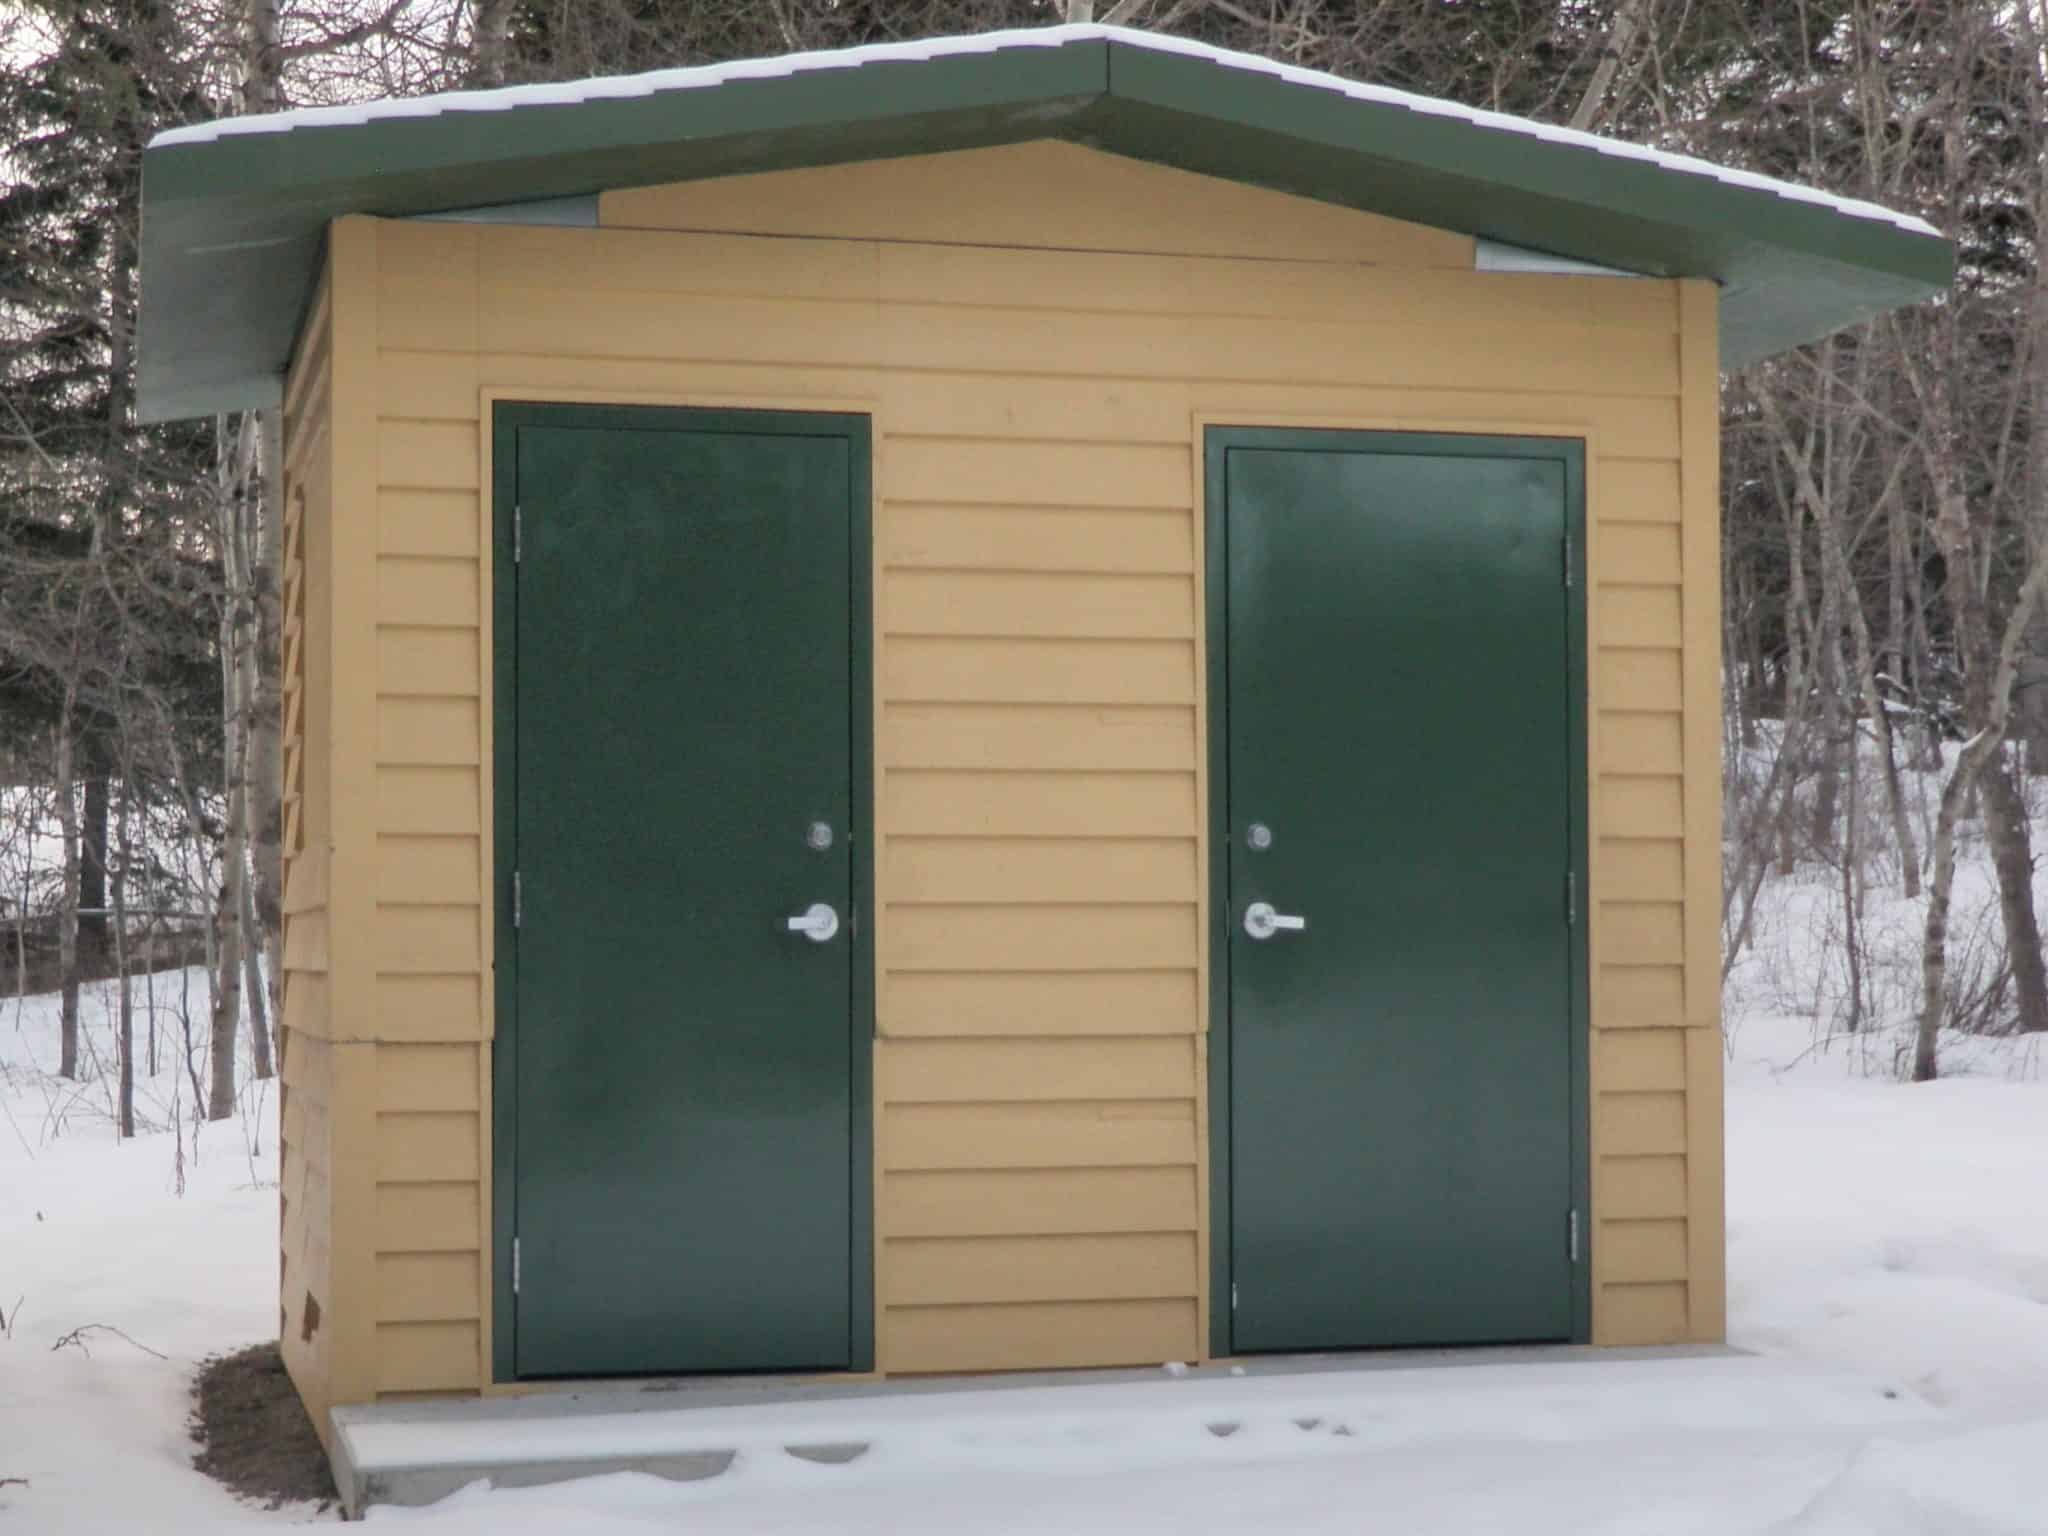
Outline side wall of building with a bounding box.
[306,140,1722,1403]
[279,271,336,1434]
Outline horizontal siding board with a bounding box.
[883,1101,1196,1170]
[1596,1282,1689,1346]
[885,569,1194,639]
[1601,901,1683,964]
[283,910,329,972]
[378,628,480,696]
[375,356,479,424]
[376,1182,481,1252]
[884,904,1197,972]
[378,698,481,767]
[376,558,478,629]
[375,836,480,904]
[1595,523,1682,584]
[1600,459,1682,523]
[885,638,1195,706]
[380,421,478,490]
[880,1036,1195,1103]
[883,704,1195,772]
[885,770,1197,837]
[885,505,1194,573]
[374,975,484,1043]
[1597,1091,1687,1156]
[1599,1155,1689,1218]
[887,837,1196,903]
[375,905,481,975]
[884,970,1198,1037]
[377,279,478,354]
[482,222,876,300]
[377,767,481,835]
[1598,839,1684,902]
[1601,775,1683,837]
[1598,1219,1689,1284]
[880,240,1678,331]
[883,1167,1198,1237]
[376,1321,481,1394]
[1593,1029,1687,1092]
[376,1252,480,1323]
[889,438,1190,510]
[1599,964,1686,1027]
[1597,585,1682,649]
[883,1298,1197,1373]
[376,1043,480,1112]
[1596,650,1681,711]
[474,288,1676,398]
[1598,713,1683,775]
[377,1112,480,1182]
[885,1233,1196,1306]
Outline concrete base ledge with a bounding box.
[329,1344,1740,1518]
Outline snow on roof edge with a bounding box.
[147,23,1941,243]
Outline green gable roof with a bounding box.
[135,24,1953,423]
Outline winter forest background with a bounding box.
[6,0,2048,1147]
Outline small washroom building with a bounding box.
[134,24,1950,1443]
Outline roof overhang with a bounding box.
[136,24,1954,422]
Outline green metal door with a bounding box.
[1209,429,1587,1354]
[494,404,872,1381]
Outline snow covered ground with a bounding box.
[4,888,2046,1532]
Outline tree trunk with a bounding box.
[1978,759,2048,1032]
[471,0,512,85]
[241,866,273,1078]
[113,788,134,1139]
[247,410,285,1045]
[55,714,80,1080]
[209,876,241,1120]
[79,767,109,967]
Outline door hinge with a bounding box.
[1231,1283,1239,1311]
[512,870,522,930]
[1568,1208,1581,1264]
[513,504,522,563]
[1566,869,1576,925]
[512,1236,521,1295]
[1562,530,1573,589]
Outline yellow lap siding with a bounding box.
[886,505,1196,574]
[884,1299,1200,1374]
[886,1168,1200,1238]
[884,637,1196,707]
[1596,1282,1690,1346]
[883,705,1196,772]
[885,569,1195,639]
[888,1233,1197,1306]
[373,975,483,1042]
[336,142,1726,1396]
[885,904,1198,973]
[885,970,1199,1037]
[883,1101,1197,1171]
[1598,714,1684,775]
[377,1322,480,1393]
[880,1036,1197,1103]
[1599,1156,1689,1219]
[887,836,1196,903]
[377,1184,481,1252]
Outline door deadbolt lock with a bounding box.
[1243,901,1306,941]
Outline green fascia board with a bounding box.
[135,30,1952,422]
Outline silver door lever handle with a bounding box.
[1243,901,1306,940]
[787,903,840,942]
